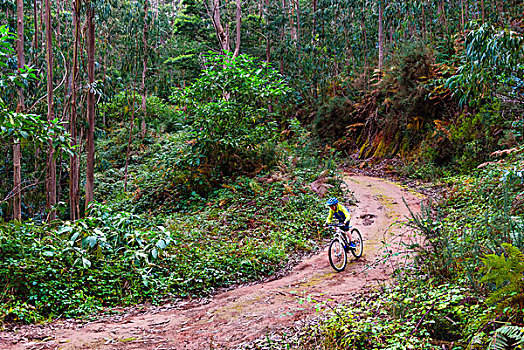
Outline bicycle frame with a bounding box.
[327,224,351,248]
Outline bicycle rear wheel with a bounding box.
[328,238,347,272]
[350,228,363,259]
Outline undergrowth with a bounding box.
[0,124,348,324]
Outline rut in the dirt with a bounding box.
[0,175,423,350]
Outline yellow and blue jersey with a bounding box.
[325,203,351,225]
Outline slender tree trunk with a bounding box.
[45,0,56,221]
[265,0,270,62]
[124,92,136,192]
[312,0,317,37]
[438,0,448,33]
[294,0,300,42]
[141,4,148,139]
[69,0,80,221]
[206,0,230,52]
[85,5,95,212]
[480,0,484,22]
[13,0,25,221]
[32,0,38,55]
[233,0,241,57]
[378,0,384,73]
[421,1,426,38]
[461,0,465,34]
[361,17,368,89]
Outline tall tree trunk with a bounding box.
[378,0,384,73]
[295,0,300,42]
[206,0,230,52]
[69,0,80,220]
[141,3,148,139]
[45,0,56,221]
[85,5,95,212]
[14,0,25,221]
[480,0,484,22]
[233,0,241,57]
[312,0,316,37]
[124,92,136,192]
[32,0,38,55]
[361,17,368,89]
[461,0,465,34]
[438,0,448,33]
[265,0,270,62]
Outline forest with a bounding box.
[0,0,523,348]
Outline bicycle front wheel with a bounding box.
[350,228,363,259]
[328,238,347,272]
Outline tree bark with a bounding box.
[378,0,384,73]
[32,0,38,56]
[206,0,230,52]
[85,5,95,212]
[461,0,465,34]
[265,0,270,62]
[69,0,80,220]
[141,2,148,139]
[45,0,56,221]
[124,93,136,192]
[233,0,241,57]
[14,0,25,221]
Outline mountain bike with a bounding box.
[326,223,363,272]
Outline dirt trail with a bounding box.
[0,175,424,350]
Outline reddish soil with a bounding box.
[0,175,424,350]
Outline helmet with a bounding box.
[326,198,338,206]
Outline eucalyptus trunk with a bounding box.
[45,0,56,221]
[378,0,384,73]
[233,0,241,57]
[207,0,230,52]
[13,0,25,221]
[85,5,96,211]
[141,2,148,139]
[69,0,80,220]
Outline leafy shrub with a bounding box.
[170,51,292,176]
[99,91,183,133]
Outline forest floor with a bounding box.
[0,174,424,350]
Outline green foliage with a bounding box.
[171,52,292,176]
[480,243,524,321]
[255,282,487,350]
[446,23,524,112]
[489,325,524,350]
[1,126,345,323]
[99,91,183,133]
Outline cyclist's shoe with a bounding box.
[349,241,356,249]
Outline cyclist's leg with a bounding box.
[341,224,353,243]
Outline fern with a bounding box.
[488,325,524,350]
[480,243,524,320]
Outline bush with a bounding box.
[171,51,292,177]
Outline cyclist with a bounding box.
[324,197,355,248]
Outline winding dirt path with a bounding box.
[0,175,424,350]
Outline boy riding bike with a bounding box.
[324,198,355,249]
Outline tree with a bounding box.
[85,3,96,211]
[378,0,384,73]
[14,0,25,221]
[69,0,81,220]
[45,0,57,220]
[205,0,230,52]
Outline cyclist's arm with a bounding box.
[325,209,334,225]
[340,204,351,225]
